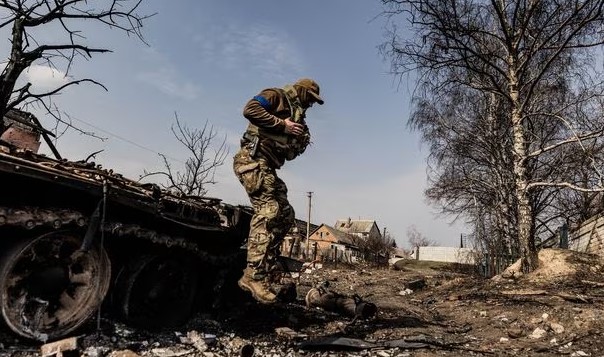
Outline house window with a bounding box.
[326,232,329,236]
[340,223,345,227]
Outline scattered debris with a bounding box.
[549,322,565,334]
[107,350,140,357]
[507,328,525,339]
[555,293,592,303]
[40,337,79,357]
[179,330,213,352]
[398,288,414,296]
[4,248,604,356]
[405,278,426,290]
[529,327,548,339]
[298,337,379,351]
[274,327,307,340]
[305,283,377,321]
[150,348,194,357]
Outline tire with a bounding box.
[112,251,199,329]
[0,230,111,341]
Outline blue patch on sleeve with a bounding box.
[253,95,271,110]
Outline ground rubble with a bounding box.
[2,248,604,357]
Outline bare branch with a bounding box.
[527,181,604,192]
[142,113,229,197]
[382,0,604,274]
[0,0,151,141]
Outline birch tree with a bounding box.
[381,0,604,272]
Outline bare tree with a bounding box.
[0,0,151,137]
[345,230,394,265]
[142,114,228,197]
[406,225,434,250]
[382,0,604,272]
[384,230,397,248]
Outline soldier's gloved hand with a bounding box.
[283,118,304,136]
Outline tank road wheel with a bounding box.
[113,253,199,329]
[0,231,111,341]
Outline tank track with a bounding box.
[0,205,242,267]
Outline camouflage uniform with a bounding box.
[233,147,295,279]
[234,79,323,303]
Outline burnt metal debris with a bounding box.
[0,115,253,342]
[305,282,377,321]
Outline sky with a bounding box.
[0,0,468,248]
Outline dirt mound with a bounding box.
[496,248,604,283]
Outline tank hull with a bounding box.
[0,148,251,341]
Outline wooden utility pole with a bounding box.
[306,191,312,260]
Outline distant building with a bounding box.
[307,224,358,263]
[334,218,391,264]
[334,218,382,241]
[281,219,319,259]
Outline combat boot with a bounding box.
[238,270,277,304]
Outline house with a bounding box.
[334,218,382,241]
[280,219,319,259]
[307,224,359,263]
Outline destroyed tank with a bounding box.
[0,110,252,342]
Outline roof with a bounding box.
[289,218,319,236]
[312,224,357,247]
[334,218,377,234]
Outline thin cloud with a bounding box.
[196,23,305,79]
[136,48,201,100]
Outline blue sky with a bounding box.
[1,0,467,248]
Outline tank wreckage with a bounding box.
[0,110,252,342]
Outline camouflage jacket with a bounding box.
[242,86,311,168]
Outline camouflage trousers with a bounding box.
[233,147,295,281]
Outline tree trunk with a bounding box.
[509,69,538,273]
[0,18,27,122]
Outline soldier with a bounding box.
[233,78,324,304]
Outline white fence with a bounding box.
[416,246,476,264]
[570,215,604,255]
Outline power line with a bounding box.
[67,115,186,164]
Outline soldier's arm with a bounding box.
[243,89,285,133]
